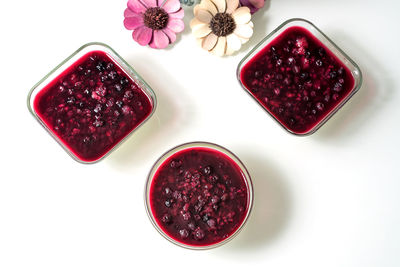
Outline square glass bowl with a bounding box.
[237,18,362,135]
[27,42,156,163]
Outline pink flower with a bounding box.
[124,0,185,49]
[239,0,265,14]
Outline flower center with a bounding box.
[209,13,236,37]
[143,7,169,30]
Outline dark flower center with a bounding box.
[143,7,169,30]
[210,13,236,37]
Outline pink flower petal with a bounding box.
[163,28,177,43]
[167,18,184,33]
[124,15,144,30]
[137,27,154,45]
[127,0,147,13]
[169,8,184,19]
[149,42,157,49]
[162,0,180,13]
[124,8,139,18]
[152,30,170,49]
[140,0,157,8]
[132,26,153,46]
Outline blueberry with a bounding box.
[209,175,219,183]
[108,71,117,80]
[179,229,189,239]
[329,71,337,79]
[106,62,114,70]
[164,187,172,196]
[207,219,216,228]
[316,102,324,111]
[164,199,172,208]
[182,212,191,221]
[161,213,172,224]
[254,71,263,78]
[170,160,181,168]
[120,77,129,87]
[93,120,104,127]
[116,100,123,108]
[333,82,343,92]
[203,166,212,175]
[211,195,220,204]
[121,105,132,115]
[188,222,196,230]
[96,61,106,72]
[300,72,309,79]
[194,229,205,240]
[93,104,102,113]
[287,57,295,65]
[332,93,339,101]
[66,97,75,104]
[114,84,122,92]
[84,69,92,76]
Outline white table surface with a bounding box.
[1,0,399,266]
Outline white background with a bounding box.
[1,0,399,266]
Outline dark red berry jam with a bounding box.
[33,51,153,162]
[149,147,249,247]
[240,26,355,134]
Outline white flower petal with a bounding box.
[198,0,218,15]
[202,33,218,51]
[210,0,226,13]
[232,7,251,25]
[192,24,212,38]
[234,23,253,39]
[190,17,207,30]
[211,36,227,56]
[196,37,203,47]
[226,34,241,53]
[195,8,213,23]
[226,0,239,14]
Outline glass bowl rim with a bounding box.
[236,18,363,136]
[26,42,157,164]
[144,141,254,250]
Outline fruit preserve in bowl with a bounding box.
[238,18,362,135]
[27,43,156,163]
[145,142,253,249]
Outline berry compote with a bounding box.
[240,26,356,134]
[33,50,153,162]
[148,144,251,248]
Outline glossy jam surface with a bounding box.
[240,26,355,134]
[149,147,249,247]
[34,51,152,162]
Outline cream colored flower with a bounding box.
[190,0,254,56]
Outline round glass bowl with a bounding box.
[144,142,253,249]
[27,42,156,163]
[237,18,362,135]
